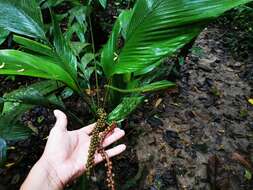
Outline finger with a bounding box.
[94,144,126,164]
[102,128,125,148]
[53,110,68,131]
[77,123,96,135]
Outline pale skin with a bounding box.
[20,110,126,190]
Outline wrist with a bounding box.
[21,158,64,190]
[37,158,65,190]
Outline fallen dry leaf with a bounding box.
[154,98,163,108]
[248,99,253,105]
[231,152,253,172]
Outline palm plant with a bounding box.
[0,0,252,185]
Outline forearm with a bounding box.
[20,158,64,190]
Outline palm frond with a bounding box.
[102,0,253,76]
[0,0,46,40]
[0,50,79,91]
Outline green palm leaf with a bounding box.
[101,15,121,77]
[1,80,64,114]
[0,50,79,91]
[0,0,46,40]
[98,0,107,8]
[0,28,9,45]
[0,122,32,141]
[107,96,144,123]
[13,35,55,57]
[105,80,176,93]
[103,0,253,76]
[0,80,63,141]
[52,15,78,80]
[101,10,132,77]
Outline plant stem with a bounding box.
[104,84,146,93]
[127,0,131,9]
[80,91,97,116]
[88,16,100,107]
[103,79,112,108]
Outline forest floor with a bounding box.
[129,25,253,190]
[0,23,253,190]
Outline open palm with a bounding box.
[41,110,126,186]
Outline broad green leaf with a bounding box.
[119,10,133,40]
[0,122,32,141]
[134,61,162,76]
[101,11,129,77]
[84,67,95,81]
[0,80,84,140]
[65,23,86,44]
[81,53,95,69]
[52,15,78,81]
[107,96,144,123]
[99,0,107,8]
[47,94,65,108]
[0,0,46,40]
[13,35,55,57]
[66,6,87,43]
[105,80,176,93]
[0,103,33,141]
[0,28,9,45]
[2,80,64,114]
[70,42,90,56]
[1,80,83,126]
[68,6,87,27]
[0,50,79,91]
[61,87,74,99]
[104,0,253,76]
[0,81,64,141]
[0,138,6,166]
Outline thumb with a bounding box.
[53,110,68,131]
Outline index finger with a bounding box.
[77,123,96,135]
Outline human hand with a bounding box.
[21,110,126,190]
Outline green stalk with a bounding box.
[88,15,100,107]
[103,78,112,108]
[79,88,97,116]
